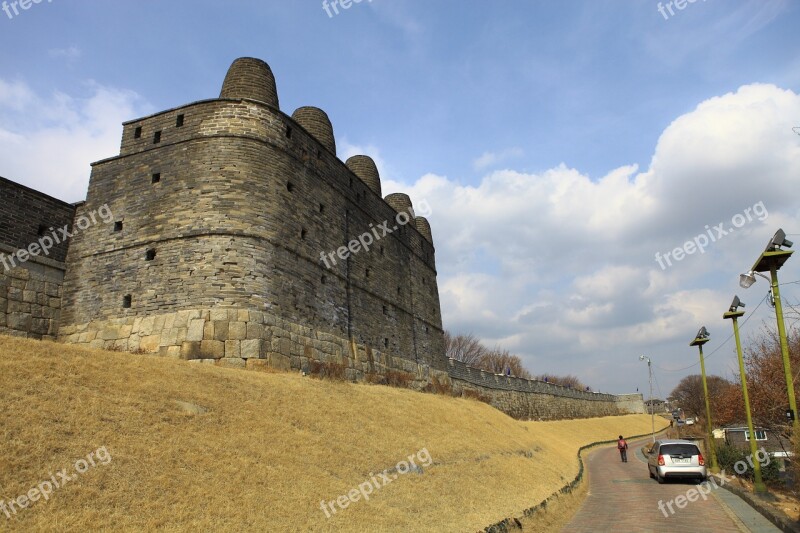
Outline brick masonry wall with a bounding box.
[0,177,76,264]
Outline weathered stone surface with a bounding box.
[241,339,263,359]
[200,340,225,359]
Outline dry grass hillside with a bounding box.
[0,337,666,532]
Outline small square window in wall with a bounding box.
[286,126,293,139]
[134,126,142,139]
[123,295,132,308]
[384,338,389,348]
[176,114,185,127]
[301,228,307,240]
[151,173,161,184]
[153,130,162,144]
[287,182,295,192]
[383,305,388,315]
[37,224,48,237]
[145,249,156,261]
[319,204,325,213]
[365,268,371,278]
[114,221,123,232]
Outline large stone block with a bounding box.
[229,321,246,340]
[187,319,205,341]
[181,341,202,360]
[225,340,241,358]
[268,352,291,371]
[241,339,263,359]
[140,335,161,352]
[200,340,225,359]
[213,321,229,341]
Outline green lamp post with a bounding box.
[690,326,719,473]
[723,296,767,494]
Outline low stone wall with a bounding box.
[0,245,65,341]
[447,359,644,420]
[56,307,644,421]
[57,307,446,388]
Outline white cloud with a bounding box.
[399,83,800,393]
[0,79,151,202]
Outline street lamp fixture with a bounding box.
[723,296,768,494]
[690,326,719,473]
[739,228,797,433]
[640,355,655,443]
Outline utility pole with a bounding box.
[640,355,655,442]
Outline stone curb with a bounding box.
[482,427,668,532]
[708,473,800,533]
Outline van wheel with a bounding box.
[656,472,665,484]
[648,467,655,479]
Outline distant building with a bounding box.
[644,398,667,412]
[721,426,793,458]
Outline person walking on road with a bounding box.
[617,435,628,463]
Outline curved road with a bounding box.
[563,436,781,532]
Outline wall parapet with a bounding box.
[447,358,616,401]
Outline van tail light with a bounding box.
[698,453,705,466]
[658,455,665,466]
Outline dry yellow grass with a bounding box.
[0,336,668,532]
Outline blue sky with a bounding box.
[1,0,799,397]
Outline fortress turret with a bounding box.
[346,155,381,197]
[414,217,433,244]
[384,193,415,221]
[219,57,279,108]
[291,106,336,155]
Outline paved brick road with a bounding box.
[563,437,772,532]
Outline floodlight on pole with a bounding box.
[739,228,797,433]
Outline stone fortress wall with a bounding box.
[0,178,76,341]
[0,57,644,420]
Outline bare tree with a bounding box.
[478,348,532,379]
[443,331,487,366]
[667,374,735,424]
[536,374,588,390]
